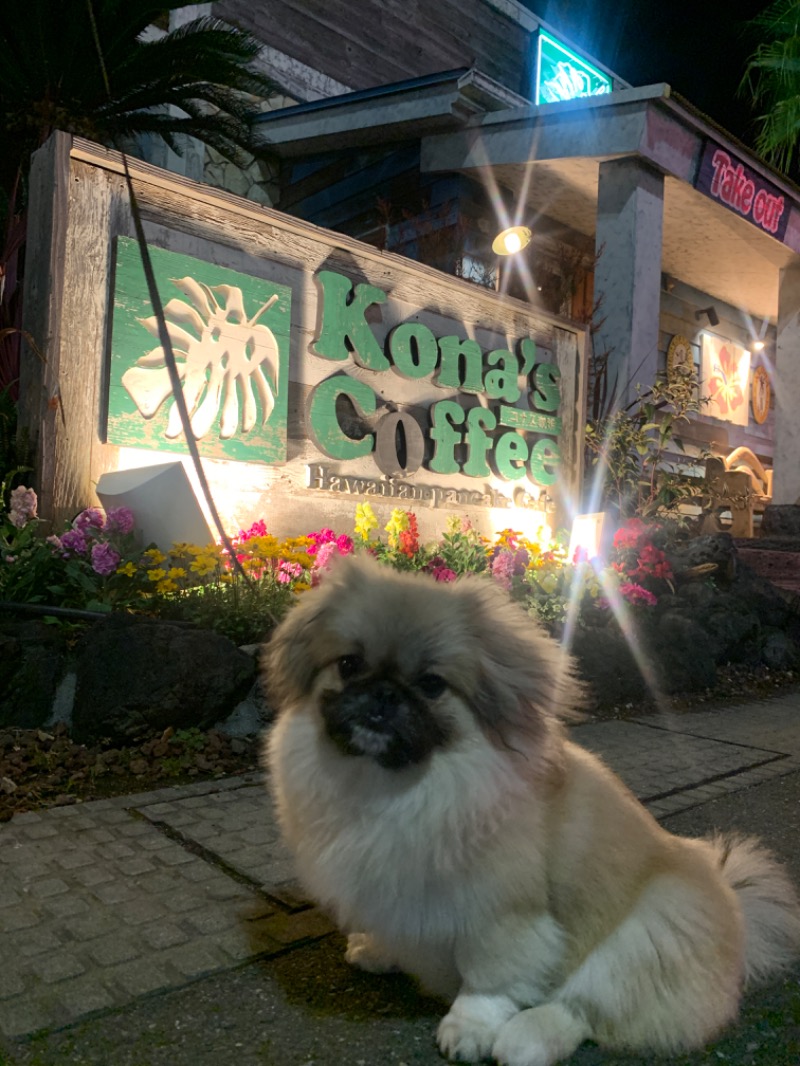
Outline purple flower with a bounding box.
[103,507,135,535]
[60,529,88,556]
[74,508,104,534]
[91,542,120,576]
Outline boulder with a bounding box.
[71,618,256,743]
[0,620,69,729]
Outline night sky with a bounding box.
[522,0,768,146]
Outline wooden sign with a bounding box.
[751,365,771,425]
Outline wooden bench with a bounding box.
[701,447,773,538]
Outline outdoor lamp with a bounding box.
[695,306,720,327]
[492,226,532,256]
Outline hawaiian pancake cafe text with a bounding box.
[307,271,563,487]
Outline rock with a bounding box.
[0,620,69,729]
[646,612,717,694]
[761,505,800,537]
[668,533,737,580]
[762,630,799,671]
[571,626,648,706]
[71,618,256,743]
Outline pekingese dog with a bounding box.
[264,555,800,1066]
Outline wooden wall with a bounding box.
[213,0,533,98]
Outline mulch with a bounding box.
[0,723,262,822]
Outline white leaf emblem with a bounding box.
[122,277,280,440]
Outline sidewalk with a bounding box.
[1,692,799,1065]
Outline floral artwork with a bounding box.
[701,334,751,426]
[108,239,291,464]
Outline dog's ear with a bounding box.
[458,578,585,744]
[262,594,328,711]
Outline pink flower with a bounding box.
[432,567,457,583]
[235,519,268,543]
[60,529,88,556]
[91,542,120,576]
[335,534,354,554]
[46,535,63,552]
[104,507,135,535]
[306,528,336,555]
[491,551,516,591]
[277,560,303,584]
[619,582,658,607]
[8,486,37,528]
[313,542,338,572]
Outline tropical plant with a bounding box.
[741,0,800,173]
[0,0,280,393]
[585,371,709,521]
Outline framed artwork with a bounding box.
[700,335,751,426]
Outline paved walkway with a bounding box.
[1,692,799,1045]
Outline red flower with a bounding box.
[399,513,419,558]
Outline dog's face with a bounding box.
[265,555,582,770]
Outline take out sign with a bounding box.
[695,141,788,240]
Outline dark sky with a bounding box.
[522,1,767,146]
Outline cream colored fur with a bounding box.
[264,556,800,1066]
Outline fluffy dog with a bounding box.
[264,555,800,1066]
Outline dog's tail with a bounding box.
[710,832,800,985]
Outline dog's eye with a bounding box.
[417,673,447,699]
[337,654,365,680]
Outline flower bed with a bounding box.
[1,481,681,645]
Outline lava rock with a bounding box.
[0,621,69,729]
[71,618,256,743]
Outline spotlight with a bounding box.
[695,306,720,327]
[492,226,532,256]
[752,340,765,351]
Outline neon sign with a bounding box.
[535,30,612,105]
[695,141,788,240]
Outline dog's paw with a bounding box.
[437,1014,496,1062]
[492,1003,590,1066]
[344,933,398,974]
[437,994,517,1062]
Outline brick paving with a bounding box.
[0,693,798,1041]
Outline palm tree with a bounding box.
[0,0,280,394]
[742,0,800,174]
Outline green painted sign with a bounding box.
[107,238,291,463]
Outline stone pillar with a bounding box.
[594,158,665,408]
[774,261,800,504]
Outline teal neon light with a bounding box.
[535,30,612,105]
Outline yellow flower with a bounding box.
[143,548,166,565]
[147,568,166,582]
[384,508,409,549]
[190,556,218,577]
[156,578,178,594]
[116,561,137,578]
[168,567,187,580]
[354,502,378,540]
